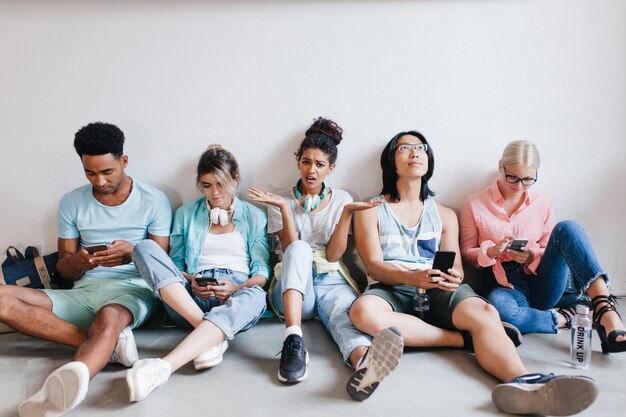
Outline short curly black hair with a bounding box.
[74,122,125,158]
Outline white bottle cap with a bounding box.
[575,304,590,315]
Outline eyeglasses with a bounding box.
[503,166,537,186]
[396,143,429,154]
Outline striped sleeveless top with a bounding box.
[375,195,442,271]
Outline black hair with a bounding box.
[73,122,125,158]
[380,130,435,203]
[294,117,343,165]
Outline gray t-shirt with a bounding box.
[268,188,352,251]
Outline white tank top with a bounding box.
[196,230,250,275]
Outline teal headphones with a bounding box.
[295,179,327,212]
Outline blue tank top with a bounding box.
[375,195,442,271]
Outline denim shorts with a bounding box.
[364,283,484,330]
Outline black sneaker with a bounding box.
[346,327,404,401]
[278,334,309,383]
[492,373,598,416]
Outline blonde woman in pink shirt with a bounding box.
[460,140,625,354]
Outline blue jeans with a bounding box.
[270,241,371,364]
[486,220,609,334]
[133,239,267,339]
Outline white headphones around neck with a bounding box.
[205,198,236,227]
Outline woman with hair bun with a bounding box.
[460,140,626,351]
[249,117,403,401]
[126,145,270,401]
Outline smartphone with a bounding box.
[431,251,456,277]
[84,244,109,255]
[508,239,528,252]
[195,277,223,286]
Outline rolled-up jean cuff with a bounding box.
[151,275,187,299]
[203,315,236,340]
[203,307,265,340]
[341,336,371,367]
[282,284,307,298]
[202,287,267,340]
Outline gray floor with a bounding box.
[1,304,624,417]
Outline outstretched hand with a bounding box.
[344,199,383,213]
[248,188,286,208]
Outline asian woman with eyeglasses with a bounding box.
[248,117,403,401]
[460,140,626,352]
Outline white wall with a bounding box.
[1,0,625,293]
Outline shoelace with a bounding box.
[280,338,304,362]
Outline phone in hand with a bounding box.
[84,244,109,255]
[508,239,528,252]
[195,277,223,286]
[431,251,456,277]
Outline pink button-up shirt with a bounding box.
[459,181,556,288]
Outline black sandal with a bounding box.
[556,305,577,329]
[591,294,626,354]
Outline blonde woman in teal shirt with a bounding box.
[127,145,270,402]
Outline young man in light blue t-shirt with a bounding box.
[0,122,171,417]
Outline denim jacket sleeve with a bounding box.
[249,220,271,279]
[169,205,188,272]
[235,201,271,279]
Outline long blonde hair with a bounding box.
[500,140,541,170]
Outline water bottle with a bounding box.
[569,304,592,369]
[413,288,430,321]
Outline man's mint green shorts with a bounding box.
[42,278,155,330]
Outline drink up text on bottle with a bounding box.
[569,304,592,369]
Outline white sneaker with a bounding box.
[109,326,138,367]
[18,361,90,417]
[346,326,404,401]
[126,358,171,402]
[193,340,229,371]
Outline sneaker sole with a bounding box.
[18,362,89,417]
[492,375,599,416]
[126,368,141,402]
[346,326,404,401]
[194,355,224,371]
[277,351,310,383]
[193,341,229,371]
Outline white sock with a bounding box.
[284,325,303,340]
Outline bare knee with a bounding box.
[0,289,17,320]
[454,299,501,331]
[0,286,50,320]
[90,305,133,337]
[350,296,383,333]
